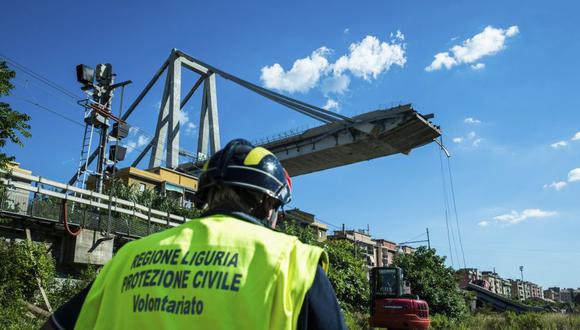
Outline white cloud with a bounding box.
[464,117,481,125]
[426,25,519,71]
[261,32,406,95]
[453,131,483,148]
[137,135,149,147]
[506,26,520,37]
[178,110,190,124]
[551,140,567,149]
[425,52,456,72]
[543,181,567,191]
[343,28,350,34]
[572,132,580,141]
[471,63,485,70]
[260,47,331,93]
[568,168,580,182]
[185,122,197,136]
[322,98,340,111]
[333,34,406,80]
[129,126,138,136]
[478,220,489,227]
[321,74,350,94]
[489,208,557,225]
[125,141,137,154]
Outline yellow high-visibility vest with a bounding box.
[75,214,328,330]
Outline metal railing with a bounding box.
[252,124,312,146]
[0,170,190,238]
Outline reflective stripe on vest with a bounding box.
[74,214,328,330]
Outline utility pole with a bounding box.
[74,64,131,193]
[398,229,431,250]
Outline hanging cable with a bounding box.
[438,142,456,267]
[445,143,467,269]
[62,200,82,236]
[435,137,468,269]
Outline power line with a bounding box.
[0,53,82,101]
[10,95,174,167]
[5,59,199,168]
[310,216,342,230]
[404,231,427,243]
[13,96,84,127]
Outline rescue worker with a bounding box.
[43,139,346,329]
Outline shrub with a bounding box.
[0,239,55,329]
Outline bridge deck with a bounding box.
[265,104,440,176]
[466,283,544,313]
[177,104,441,177]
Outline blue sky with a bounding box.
[2,0,579,288]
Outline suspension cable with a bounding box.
[445,142,467,269]
[438,142,456,267]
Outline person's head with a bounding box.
[194,139,292,228]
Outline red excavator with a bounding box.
[369,267,430,330]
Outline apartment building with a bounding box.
[510,280,538,301]
[501,279,512,298]
[455,268,481,289]
[3,162,32,214]
[375,239,398,267]
[88,166,198,208]
[328,228,417,269]
[330,229,378,267]
[559,288,574,303]
[280,208,329,241]
[543,289,558,301]
[481,271,503,295]
[530,282,544,299]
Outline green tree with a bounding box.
[394,246,467,319]
[277,221,369,313]
[324,239,369,312]
[0,240,55,329]
[0,61,31,169]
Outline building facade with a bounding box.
[330,229,378,268]
[529,282,543,299]
[543,289,558,301]
[510,280,537,301]
[481,271,503,295]
[88,166,199,208]
[375,239,398,267]
[3,162,32,214]
[328,229,417,269]
[455,268,481,289]
[501,279,512,298]
[280,208,328,241]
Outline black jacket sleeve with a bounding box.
[42,282,93,330]
[297,265,347,330]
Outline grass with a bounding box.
[431,312,580,330]
[346,311,580,330]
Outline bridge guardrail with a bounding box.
[0,169,191,238]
